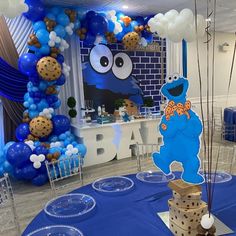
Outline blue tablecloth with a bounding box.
[23,173,236,236]
[224,107,236,141]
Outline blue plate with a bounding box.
[92,176,134,196]
[200,171,232,184]
[44,194,96,222]
[136,171,175,184]
[27,225,83,236]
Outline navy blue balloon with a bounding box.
[24,0,45,22]
[81,18,88,29]
[142,29,153,43]
[52,115,70,135]
[135,16,145,26]
[88,14,108,36]
[83,33,96,46]
[18,53,38,76]
[15,123,30,141]
[32,173,48,186]
[56,54,64,64]
[21,164,37,180]
[55,75,66,86]
[144,15,154,25]
[7,142,32,168]
[86,11,97,19]
[34,146,48,156]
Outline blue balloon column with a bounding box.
[0,2,155,186]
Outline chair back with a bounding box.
[0,173,20,235]
[136,143,160,172]
[46,155,83,196]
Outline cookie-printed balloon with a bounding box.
[37,56,61,81]
[29,116,53,138]
[122,32,140,50]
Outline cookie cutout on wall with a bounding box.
[37,56,61,81]
[152,74,204,184]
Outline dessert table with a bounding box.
[23,173,236,236]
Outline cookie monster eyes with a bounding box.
[89,44,113,73]
[89,45,133,80]
[165,73,180,83]
[112,52,133,80]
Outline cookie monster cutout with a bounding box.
[152,74,204,184]
[82,44,143,113]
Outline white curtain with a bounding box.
[166,39,183,76]
[58,35,84,119]
[5,15,33,56]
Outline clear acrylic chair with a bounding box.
[0,173,20,235]
[199,144,236,174]
[135,143,160,172]
[46,155,83,196]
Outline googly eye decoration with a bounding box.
[89,45,113,74]
[112,52,133,80]
[165,75,173,83]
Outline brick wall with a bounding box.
[80,37,166,113]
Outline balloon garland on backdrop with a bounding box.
[0,1,206,186]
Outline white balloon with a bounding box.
[148,18,157,29]
[201,214,214,230]
[168,23,182,42]
[154,22,166,38]
[154,13,164,21]
[159,16,169,27]
[183,25,196,42]
[33,162,41,169]
[175,15,188,34]
[165,9,179,22]
[180,8,194,22]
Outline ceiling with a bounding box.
[42,0,236,32]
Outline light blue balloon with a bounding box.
[57,13,70,26]
[32,86,39,92]
[39,81,47,91]
[0,166,4,176]
[33,21,46,32]
[36,29,50,44]
[29,110,39,119]
[3,161,13,173]
[59,133,67,141]
[28,98,34,105]
[24,92,30,101]
[74,20,81,30]
[50,6,63,16]
[29,104,37,110]
[54,25,66,38]
[49,147,62,155]
[39,45,50,55]
[24,101,29,108]
[37,99,49,111]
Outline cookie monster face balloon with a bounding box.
[152,74,204,184]
[83,44,143,113]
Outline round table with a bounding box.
[23,173,236,236]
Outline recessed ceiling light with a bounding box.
[122,5,129,9]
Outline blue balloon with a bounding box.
[3,161,13,173]
[0,166,4,176]
[46,13,56,21]
[18,53,38,76]
[46,95,58,105]
[81,18,88,29]
[32,173,48,186]
[37,99,49,111]
[39,81,48,91]
[36,29,50,45]
[54,25,66,38]
[24,0,45,22]
[15,123,30,141]
[33,21,46,32]
[57,13,70,26]
[108,20,115,32]
[144,15,154,25]
[50,6,63,16]
[88,14,108,36]
[116,12,125,20]
[123,24,133,33]
[55,75,66,86]
[34,146,49,156]
[7,142,32,168]
[52,99,61,109]
[4,142,15,155]
[20,165,37,180]
[116,32,125,41]
[131,20,139,30]
[76,144,87,157]
[86,11,96,19]
[83,33,96,46]
[142,29,153,43]
[56,54,64,64]
[52,115,70,135]
[135,16,145,26]
[74,20,81,30]
[39,45,50,55]
[29,110,39,119]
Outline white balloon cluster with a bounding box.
[65,144,79,157]
[148,9,206,42]
[106,10,123,34]
[0,0,28,19]
[62,62,71,78]
[25,140,35,151]
[139,37,148,47]
[65,23,75,36]
[30,154,45,169]
[39,108,54,119]
[48,31,61,47]
[50,141,62,148]
[59,39,69,52]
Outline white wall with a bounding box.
[186,32,236,117]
